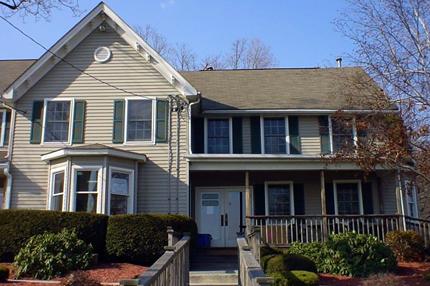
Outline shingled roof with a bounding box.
[181,67,391,111]
[0,60,35,93]
[1,59,390,111]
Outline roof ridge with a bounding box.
[181,66,362,73]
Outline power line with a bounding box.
[0,14,151,100]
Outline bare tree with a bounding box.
[134,25,171,58]
[334,0,430,182]
[0,0,80,19]
[170,43,198,71]
[224,38,276,69]
[226,39,248,69]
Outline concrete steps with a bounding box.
[189,271,238,286]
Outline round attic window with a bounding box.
[94,47,111,63]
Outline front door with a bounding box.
[197,188,245,247]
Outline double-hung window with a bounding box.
[331,117,355,152]
[265,182,294,215]
[405,181,419,218]
[206,119,230,154]
[127,100,153,142]
[109,168,134,215]
[263,118,287,154]
[49,166,66,211]
[0,110,11,146]
[44,100,72,143]
[73,168,101,213]
[334,181,363,215]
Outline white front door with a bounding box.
[197,187,245,247]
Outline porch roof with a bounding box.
[41,144,147,162]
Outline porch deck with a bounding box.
[248,214,430,247]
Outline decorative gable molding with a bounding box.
[2,1,197,101]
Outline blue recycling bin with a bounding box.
[197,234,212,248]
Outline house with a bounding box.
[0,2,421,248]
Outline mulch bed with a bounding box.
[0,263,147,286]
[319,262,430,286]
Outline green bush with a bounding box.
[0,210,108,261]
[271,271,319,286]
[385,230,425,262]
[263,253,317,275]
[106,214,197,264]
[14,228,93,280]
[0,265,9,282]
[287,232,397,277]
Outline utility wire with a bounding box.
[0,14,152,101]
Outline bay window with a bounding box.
[44,100,72,143]
[405,181,419,218]
[334,181,363,215]
[109,168,134,215]
[265,182,294,215]
[206,118,231,154]
[126,99,153,142]
[263,118,287,154]
[48,166,66,211]
[72,167,101,213]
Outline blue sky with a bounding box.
[0,0,354,68]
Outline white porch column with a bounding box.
[320,170,328,241]
[245,171,251,234]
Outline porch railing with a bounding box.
[238,237,273,286]
[248,214,430,247]
[120,228,190,286]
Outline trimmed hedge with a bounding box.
[385,230,425,262]
[0,210,108,261]
[263,254,317,274]
[271,271,319,286]
[106,214,197,264]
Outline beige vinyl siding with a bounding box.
[242,117,251,154]
[299,116,320,155]
[10,24,189,214]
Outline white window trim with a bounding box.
[204,117,233,154]
[405,180,419,218]
[261,116,290,155]
[333,179,364,215]
[41,98,75,145]
[47,164,68,211]
[0,110,7,147]
[124,97,156,145]
[70,165,103,213]
[108,166,135,215]
[264,181,295,216]
[328,115,334,153]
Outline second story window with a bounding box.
[206,119,230,154]
[44,101,71,143]
[332,117,355,152]
[127,100,153,142]
[264,118,287,154]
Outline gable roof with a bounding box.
[181,67,395,111]
[0,60,35,93]
[2,2,197,101]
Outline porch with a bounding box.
[190,169,424,247]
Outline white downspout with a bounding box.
[4,163,12,209]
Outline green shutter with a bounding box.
[156,100,169,143]
[192,118,204,153]
[325,183,335,215]
[3,111,11,146]
[289,116,301,154]
[319,115,331,154]
[253,184,265,215]
[30,101,44,144]
[294,183,305,215]
[250,116,261,154]
[232,117,243,154]
[72,101,86,144]
[113,100,125,144]
[362,182,374,214]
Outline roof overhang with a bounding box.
[2,1,197,102]
[41,147,147,162]
[202,109,399,115]
[187,154,392,171]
